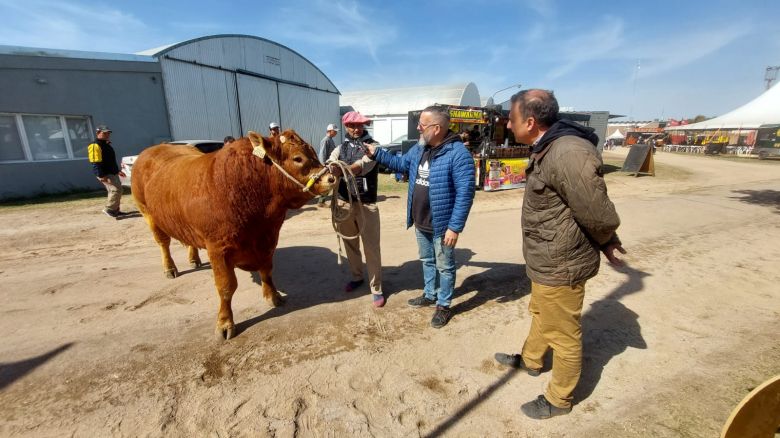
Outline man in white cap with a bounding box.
[269,122,281,138]
[317,123,339,206]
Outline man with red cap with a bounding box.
[327,111,385,307]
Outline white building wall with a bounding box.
[368,116,410,144]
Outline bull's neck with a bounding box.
[213,146,309,221]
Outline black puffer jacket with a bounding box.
[522,120,621,286]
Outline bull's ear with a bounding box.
[249,131,273,159]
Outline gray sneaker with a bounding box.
[407,295,436,307]
[430,306,452,328]
[494,353,541,376]
[521,395,571,419]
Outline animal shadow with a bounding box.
[116,211,143,220]
[237,245,363,335]
[176,261,212,276]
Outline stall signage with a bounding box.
[450,109,485,123]
[483,158,529,191]
[632,127,665,133]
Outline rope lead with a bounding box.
[325,160,367,266]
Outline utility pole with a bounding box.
[766,66,780,90]
[629,59,641,122]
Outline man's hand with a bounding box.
[327,163,343,177]
[443,229,459,247]
[603,243,627,267]
[363,142,377,158]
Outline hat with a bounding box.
[96,125,112,133]
[326,123,339,132]
[341,111,371,126]
[269,122,280,129]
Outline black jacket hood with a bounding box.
[533,119,599,154]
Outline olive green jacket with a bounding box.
[522,135,621,286]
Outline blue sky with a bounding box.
[1,0,778,120]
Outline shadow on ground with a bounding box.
[575,263,650,402]
[237,246,526,337]
[450,248,528,315]
[116,211,144,220]
[0,343,73,391]
[730,189,780,213]
[423,263,649,434]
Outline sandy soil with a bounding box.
[1,149,779,437]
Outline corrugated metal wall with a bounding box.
[156,35,339,146]
[160,59,239,140]
[237,74,280,135]
[279,83,339,147]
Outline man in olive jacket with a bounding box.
[494,89,625,419]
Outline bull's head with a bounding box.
[248,130,335,197]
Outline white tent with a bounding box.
[339,82,482,144]
[606,129,625,139]
[666,83,780,131]
[340,82,481,116]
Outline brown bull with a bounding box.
[131,130,335,340]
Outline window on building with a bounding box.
[0,115,25,161]
[66,117,92,158]
[23,115,69,161]
[0,113,92,163]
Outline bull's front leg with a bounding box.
[258,263,284,307]
[208,248,238,341]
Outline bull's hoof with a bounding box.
[190,260,202,269]
[164,268,178,279]
[215,325,236,341]
[268,293,286,307]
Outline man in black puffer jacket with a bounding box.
[494,89,626,420]
[88,125,126,218]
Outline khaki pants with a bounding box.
[521,281,586,409]
[101,174,122,212]
[335,201,382,295]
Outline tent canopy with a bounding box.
[340,82,481,116]
[666,83,780,131]
[607,129,625,139]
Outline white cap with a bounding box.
[269,122,279,129]
[326,123,339,132]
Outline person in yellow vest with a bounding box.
[88,125,126,218]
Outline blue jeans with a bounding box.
[415,228,456,307]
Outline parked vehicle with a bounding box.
[119,140,223,186]
[381,134,408,155]
[753,124,780,160]
[376,134,408,174]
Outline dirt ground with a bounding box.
[1,149,779,437]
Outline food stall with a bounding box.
[408,105,531,191]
